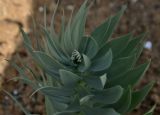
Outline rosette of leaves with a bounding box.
[14,1,154,115]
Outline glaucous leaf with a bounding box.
[100,73,107,88]
[107,60,150,88]
[91,6,126,47]
[93,85,123,104]
[66,96,80,112]
[112,86,131,114]
[33,51,65,78]
[91,17,111,47]
[89,49,112,72]
[10,61,36,88]
[62,16,73,55]
[78,54,91,72]
[40,86,74,97]
[71,1,88,49]
[45,96,56,115]
[80,95,94,105]
[106,54,136,80]
[85,36,99,59]
[59,69,81,87]
[55,111,76,115]
[84,75,105,90]
[119,32,146,57]
[128,81,154,111]
[83,107,120,115]
[49,97,68,112]
[43,28,70,64]
[20,28,35,55]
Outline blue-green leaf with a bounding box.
[59,11,65,43]
[20,28,35,55]
[45,96,56,115]
[91,17,111,47]
[112,86,132,114]
[85,36,99,59]
[49,97,68,112]
[100,73,107,88]
[89,49,112,72]
[107,60,151,88]
[95,33,132,59]
[43,28,69,63]
[78,54,91,72]
[83,107,120,115]
[55,111,77,115]
[67,96,80,112]
[80,95,94,105]
[85,74,106,90]
[93,85,123,104]
[78,36,89,54]
[71,0,88,49]
[20,28,32,45]
[107,54,136,80]
[91,6,127,46]
[128,81,155,111]
[119,32,146,57]
[59,69,81,87]
[9,61,36,87]
[62,11,74,55]
[40,86,74,97]
[50,1,59,40]
[33,51,64,79]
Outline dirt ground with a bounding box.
[0,0,160,115]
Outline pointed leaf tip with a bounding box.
[91,5,127,46]
[129,81,155,111]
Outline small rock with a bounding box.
[131,0,138,3]
[66,5,74,11]
[144,41,152,50]
[38,6,44,13]
[13,89,18,95]
[4,96,9,100]
[151,94,160,105]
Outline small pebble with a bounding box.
[38,6,44,12]
[31,97,36,103]
[13,89,18,95]
[66,5,74,11]
[151,94,160,105]
[131,0,138,3]
[3,96,9,106]
[144,41,152,50]
[109,3,115,8]
[4,96,9,100]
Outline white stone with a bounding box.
[13,89,18,95]
[67,5,74,11]
[39,6,44,12]
[144,41,152,50]
[131,0,138,3]
[4,96,9,100]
